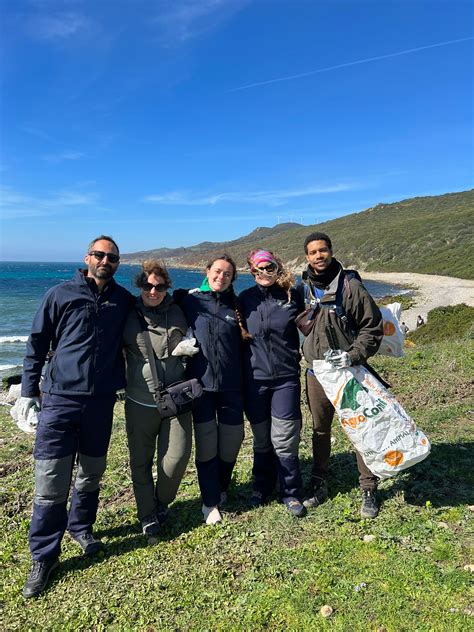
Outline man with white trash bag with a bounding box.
[296,232,385,518]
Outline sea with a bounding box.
[0,262,408,380]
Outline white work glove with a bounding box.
[17,396,41,419]
[171,329,199,357]
[324,349,352,368]
[12,397,41,434]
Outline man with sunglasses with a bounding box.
[20,235,132,598]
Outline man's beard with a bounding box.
[90,263,115,280]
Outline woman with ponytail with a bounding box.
[239,250,306,517]
[174,255,248,525]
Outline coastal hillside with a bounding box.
[122,190,474,279]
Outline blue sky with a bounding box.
[1,0,473,261]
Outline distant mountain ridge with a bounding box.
[121,190,474,279]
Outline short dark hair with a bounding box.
[135,259,172,289]
[303,232,332,253]
[88,235,120,255]
[205,254,237,282]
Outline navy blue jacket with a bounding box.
[239,284,304,381]
[22,270,133,397]
[176,289,242,392]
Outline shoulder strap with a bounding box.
[335,271,358,335]
[141,328,163,401]
[135,307,164,397]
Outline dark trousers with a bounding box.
[305,370,377,491]
[192,390,244,507]
[244,376,303,500]
[29,393,115,561]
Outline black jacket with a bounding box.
[22,269,132,397]
[176,289,242,392]
[239,284,304,381]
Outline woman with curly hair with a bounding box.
[123,260,193,536]
[239,249,306,517]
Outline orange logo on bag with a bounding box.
[383,321,396,336]
[384,450,404,467]
[341,414,366,429]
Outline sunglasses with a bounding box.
[88,250,120,264]
[141,282,168,292]
[255,263,278,275]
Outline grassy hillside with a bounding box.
[122,190,474,279]
[1,306,473,630]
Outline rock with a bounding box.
[468,505,474,512]
[437,521,449,529]
[320,605,333,618]
[363,534,376,543]
[463,564,474,572]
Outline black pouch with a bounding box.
[295,307,317,336]
[155,378,203,419]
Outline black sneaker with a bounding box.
[71,532,104,556]
[283,497,307,518]
[156,504,169,525]
[23,558,59,599]
[248,491,266,508]
[360,489,379,519]
[303,479,328,508]
[141,513,160,536]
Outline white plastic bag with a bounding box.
[378,302,405,357]
[312,360,430,479]
[10,397,39,434]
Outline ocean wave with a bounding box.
[0,363,20,371]
[0,336,28,344]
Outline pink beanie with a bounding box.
[249,249,278,268]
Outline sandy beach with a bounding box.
[360,271,474,330]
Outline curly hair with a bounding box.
[135,259,172,289]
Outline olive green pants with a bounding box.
[125,399,193,520]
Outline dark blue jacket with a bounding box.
[239,284,304,381]
[176,289,242,392]
[22,270,132,397]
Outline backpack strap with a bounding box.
[334,271,358,336]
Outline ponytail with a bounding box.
[229,286,252,341]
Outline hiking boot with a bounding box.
[248,491,266,508]
[141,513,161,536]
[202,505,222,525]
[23,558,59,599]
[283,497,307,518]
[71,532,104,556]
[303,479,328,508]
[360,489,379,519]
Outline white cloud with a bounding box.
[0,185,99,219]
[152,0,249,44]
[42,151,85,163]
[143,183,353,207]
[27,11,91,40]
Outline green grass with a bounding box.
[408,304,474,344]
[1,333,473,630]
